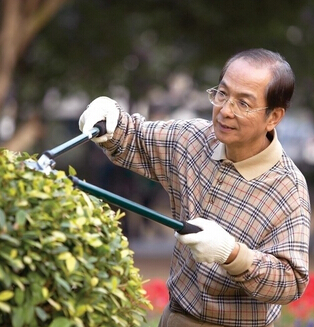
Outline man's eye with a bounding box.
[216,91,226,100]
[238,100,249,109]
[218,89,226,95]
[217,90,227,98]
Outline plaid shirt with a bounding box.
[101,109,311,327]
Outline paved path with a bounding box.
[130,238,174,280]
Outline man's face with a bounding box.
[212,58,278,162]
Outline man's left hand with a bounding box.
[175,218,236,264]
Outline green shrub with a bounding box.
[0,149,151,327]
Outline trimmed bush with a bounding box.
[0,149,151,327]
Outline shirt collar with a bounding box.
[212,129,282,181]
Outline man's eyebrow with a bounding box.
[219,81,257,102]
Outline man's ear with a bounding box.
[266,107,285,132]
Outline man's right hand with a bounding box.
[78,96,120,143]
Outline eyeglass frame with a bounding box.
[206,85,268,118]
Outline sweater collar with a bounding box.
[212,130,282,181]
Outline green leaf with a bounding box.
[16,210,27,226]
[66,256,77,273]
[47,298,61,311]
[90,277,99,287]
[23,304,35,324]
[112,265,124,275]
[57,252,72,260]
[51,230,67,242]
[48,317,72,327]
[28,190,51,199]
[42,287,49,299]
[0,301,11,313]
[0,290,14,301]
[68,165,77,176]
[0,208,6,229]
[23,255,32,265]
[10,258,25,270]
[24,239,43,249]
[112,314,128,327]
[82,192,94,210]
[14,288,25,305]
[55,275,71,292]
[0,251,24,270]
[120,249,130,259]
[35,306,50,322]
[0,234,21,246]
[12,307,24,327]
[76,304,87,317]
[92,287,108,295]
[88,238,103,248]
[14,199,29,207]
[112,288,127,302]
[11,274,26,291]
[29,283,44,306]
[0,266,5,280]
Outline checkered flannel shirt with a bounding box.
[100,109,311,327]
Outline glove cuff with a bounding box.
[215,235,235,264]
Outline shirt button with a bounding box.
[218,178,223,184]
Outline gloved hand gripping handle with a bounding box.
[93,121,107,136]
[179,221,202,235]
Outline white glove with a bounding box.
[78,96,120,143]
[175,218,235,264]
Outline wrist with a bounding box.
[224,242,240,264]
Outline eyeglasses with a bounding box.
[206,86,268,118]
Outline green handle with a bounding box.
[69,176,201,234]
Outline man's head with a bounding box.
[219,48,295,114]
[211,48,290,162]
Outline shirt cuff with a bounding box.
[221,242,254,276]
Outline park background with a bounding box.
[1,1,314,326]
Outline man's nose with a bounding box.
[220,99,235,116]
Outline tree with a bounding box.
[1,0,314,152]
[13,0,314,105]
[0,0,70,149]
[0,0,70,112]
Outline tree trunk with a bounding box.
[0,0,21,112]
[0,0,69,151]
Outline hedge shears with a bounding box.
[26,122,201,235]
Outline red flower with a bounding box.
[288,274,314,320]
[143,278,169,313]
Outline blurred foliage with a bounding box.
[15,0,314,111]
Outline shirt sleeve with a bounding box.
[223,204,310,305]
[99,109,190,185]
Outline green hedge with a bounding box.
[0,149,151,327]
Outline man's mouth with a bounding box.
[219,122,235,130]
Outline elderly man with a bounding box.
[79,48,310,327]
